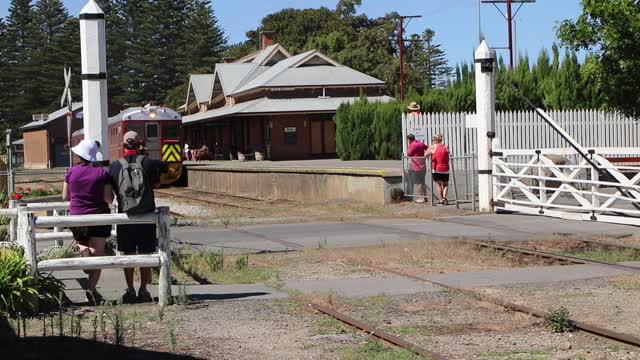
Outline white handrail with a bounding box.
[35,212,158,228]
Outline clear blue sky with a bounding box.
[0,0,582,66]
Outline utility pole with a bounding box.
[506,0,513,68]
[397,14,422,101]
[481,0,535,69]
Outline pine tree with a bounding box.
[4,0,39,129]
[31,0,72,113]
[0,18,9,129]
[178,0,226,75]
[414,29,452,90]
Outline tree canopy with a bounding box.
[225,2,453,98]
[557,0,640,119]
[0,0,226,133]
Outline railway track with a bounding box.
[155,188,263,210]
[311,303,448,359]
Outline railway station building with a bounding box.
[20,102,120,169]
[20,103,84,169]
[181,32,392,161]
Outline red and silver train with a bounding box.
[72,104,183,185]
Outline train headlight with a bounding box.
[149,111,157,119]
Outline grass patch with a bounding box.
[171,247,279,285]
[341,339,422,360]
[314,315,346,335]
[556,248,640,263]
[476,349,549,360]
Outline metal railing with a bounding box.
[402,154,477,211]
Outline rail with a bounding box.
[16,206,172,306]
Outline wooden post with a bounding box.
[17,206,37,274]
[157,207,172,306]
[8,200,16,242]
[53,209,64,247]
[6,129,14,194]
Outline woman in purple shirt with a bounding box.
[62,140,114,305]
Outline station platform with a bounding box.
[184,159,403,205]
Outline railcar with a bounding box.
[72,104,183,185]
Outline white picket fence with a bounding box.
[402,110,640,156]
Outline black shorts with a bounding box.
[71,225,112,243]
[117,224,157,254]
[433,172,449,183]
[410,169,426,184]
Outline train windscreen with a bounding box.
[163,123,180,139]
[126,123,145,136]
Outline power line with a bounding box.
[481,0,536,69]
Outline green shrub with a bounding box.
[234,255,248,271]
[203,249,224,272]
[335,97,404,160]
[544,306,575,333]
[0,248,65,318]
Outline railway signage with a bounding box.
[162,144,182,162]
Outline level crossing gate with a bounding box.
[468,41,640,227]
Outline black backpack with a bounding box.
[117,155,155,214]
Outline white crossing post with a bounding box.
[157,207,172,306]
[80,0,109,161]
[474,40,496,212]
[17,205,37,274]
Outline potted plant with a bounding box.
[254,145,265,161]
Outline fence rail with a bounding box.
[13,205,173,306]
[402,110,640,158]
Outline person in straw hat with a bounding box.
[407,101,421,116]
[62,139,114,305]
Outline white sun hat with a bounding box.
[71,139,99,163]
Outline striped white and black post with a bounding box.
[80,0,109,161]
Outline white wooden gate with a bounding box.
[491,143,640,226]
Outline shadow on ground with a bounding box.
[2,316,200,360]
[2,336,204,359]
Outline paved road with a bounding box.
[55,213,640,304]
[172,213,640,253]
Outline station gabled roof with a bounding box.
[20,102,83,131]
[183,95,394,125]
[185,43,385,107]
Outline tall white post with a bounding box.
[80,0,109,161]
[474,40,496,212]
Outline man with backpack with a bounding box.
[110,131,163,303]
